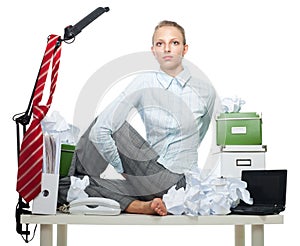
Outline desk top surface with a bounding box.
[21,213,284,225]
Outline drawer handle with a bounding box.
[236,159,251,166]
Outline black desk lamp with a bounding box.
[12,6,109,242]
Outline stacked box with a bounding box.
[215,112,265,178]
[214,145,266,178]
[216,112,262,145]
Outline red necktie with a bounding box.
[16,34,62,203]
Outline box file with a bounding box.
[59,144,76,176]
[32,173,59,214]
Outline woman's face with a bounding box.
[151,26,188,75]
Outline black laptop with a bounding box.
[230,169,287,215]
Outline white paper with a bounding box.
[42,110,80,145]
[67,175,90,202]
[221,96,245,113]
[163,168,253,216]
[43,133,61,174]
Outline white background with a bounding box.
[1,0,299,245]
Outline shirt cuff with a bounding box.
[110,159,124,173]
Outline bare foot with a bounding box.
[150,198,167,216]
[125,198,168,216]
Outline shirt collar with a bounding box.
[157,66,191,89]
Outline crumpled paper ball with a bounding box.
[162,168,253,216]
[221,96,245,113]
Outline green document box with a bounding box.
[59,144,76,176]
[216,112,262,145]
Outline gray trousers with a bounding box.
[58,119,186,211]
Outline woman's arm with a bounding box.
[89,76,144,173]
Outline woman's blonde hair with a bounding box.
[152,20,186,45]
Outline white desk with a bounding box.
[21,213,283,246]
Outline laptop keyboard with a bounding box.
[230,205,280,215]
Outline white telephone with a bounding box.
[69,197,121,215]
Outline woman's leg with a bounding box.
[61,120,185,215]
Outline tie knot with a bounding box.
[33,105,49,121]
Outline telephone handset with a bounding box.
[69,197,121,215]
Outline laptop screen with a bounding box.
[241,169,287,207]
